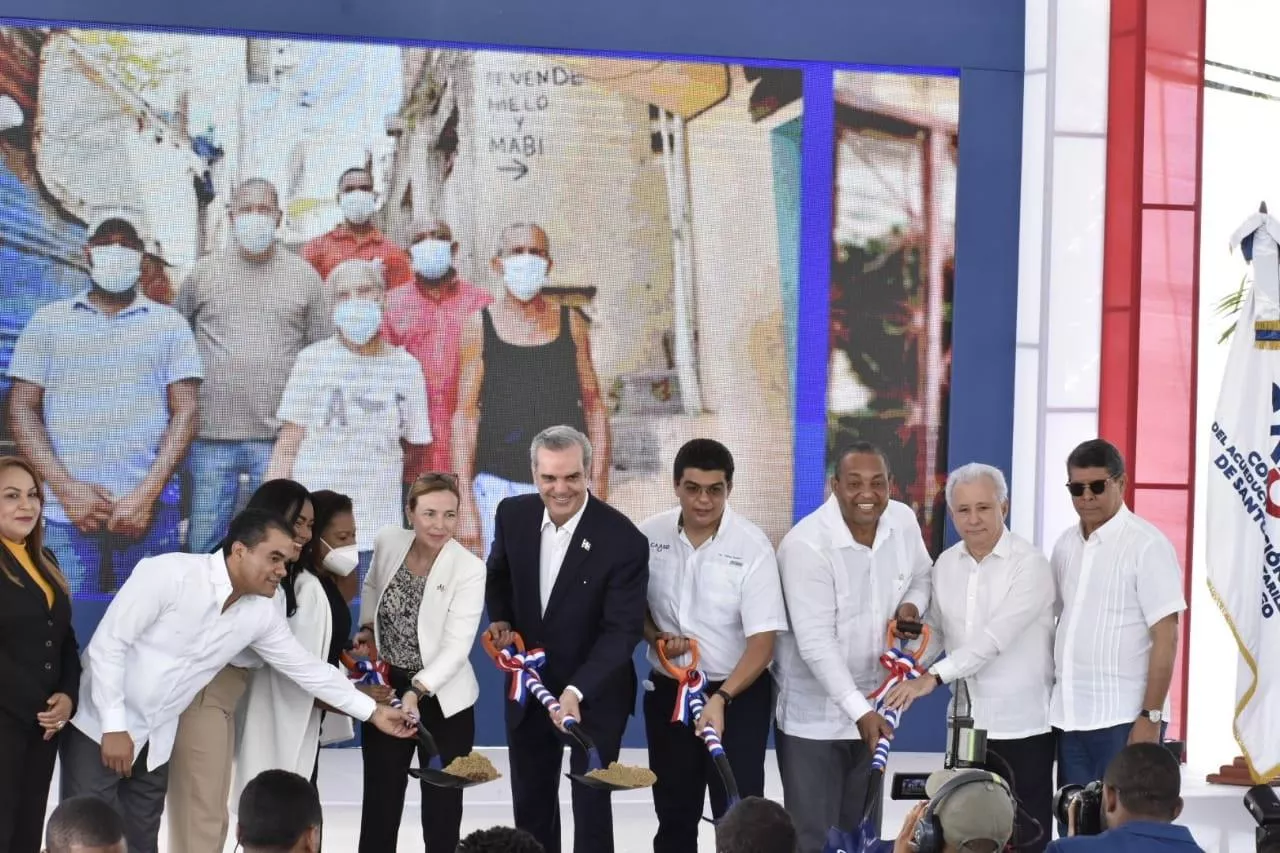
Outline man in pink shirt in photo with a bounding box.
[382,219,492,488]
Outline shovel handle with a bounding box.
[886,620,932,659]
[481,629,526,659]
[656,637,701,680]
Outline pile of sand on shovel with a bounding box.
[442,752,502,782]
[584,762,657,788]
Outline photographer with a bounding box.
[882,769,1015,853]
[1047,744,1204,853]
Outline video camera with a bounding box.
[1245,784,1280,853]
[890,677,988,802]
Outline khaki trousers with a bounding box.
[165,665,250,853]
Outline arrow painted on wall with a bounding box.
[497,159,529,180]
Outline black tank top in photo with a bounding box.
[475,305,587,482]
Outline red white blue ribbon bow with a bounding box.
[865,645,926,771]
[492,645,549,706]
[671,668,708,726]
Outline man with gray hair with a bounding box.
[885,462,1056,853]
[485,424,649,853]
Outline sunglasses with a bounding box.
[415,471,460,486]
[1066,478,1113,498]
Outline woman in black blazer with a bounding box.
[0,456,80,853]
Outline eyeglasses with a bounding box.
[1066,478,1114,498]
[680,481,728,499]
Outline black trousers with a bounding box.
[60,725,169,853]
[358,667,475,853]
[507,697,629,853]
[0,714,59,853]
[988,732,1057,853]
[643,671,773,853]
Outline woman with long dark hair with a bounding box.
[0,455,79,853]
[167,479,315,853]
[236,487,385,801]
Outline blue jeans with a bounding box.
[473,472,539,559]
[44,500,181,599]
[186,439,273,554]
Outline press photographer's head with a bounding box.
[1060,743,1184,837]
[909,769,1016,853]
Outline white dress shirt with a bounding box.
[539,495,590,700]
[926,529,1055,740]
[1049,505,1187,731]
[540,495,590,614]
[71,551,377,771]
[640,504,789,681]
[772,497,932,740]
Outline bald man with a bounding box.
[452,223,610,557]
[382,219,493,488]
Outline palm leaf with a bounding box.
[1217,273,1250,344]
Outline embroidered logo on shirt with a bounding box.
[650,542,671,552]
[718,553,745,567]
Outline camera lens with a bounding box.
[1052,784,1083,826]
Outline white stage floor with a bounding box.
[43,749,1261,852]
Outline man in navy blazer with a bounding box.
[485,424,649,853]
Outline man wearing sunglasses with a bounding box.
[1049,440,1185,805]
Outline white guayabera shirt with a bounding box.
[772,497,932,740]
[1049,506,1186,731]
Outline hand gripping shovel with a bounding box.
[656,637,741,814]
[482,630,653,792]
[823,620,932,853]
[340,651,495,790]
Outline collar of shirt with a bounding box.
[541,494,590,537]
[1108,821,1201,845]
[72,289,152,317]
[676,503,732,548]
[333,223,391,250]
[1074,504,1131,544]
[209,550,236,611]
[819,493,894,552]
[415,274,461,300]
[959,527,1013,564]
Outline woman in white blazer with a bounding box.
[354,472,486,853]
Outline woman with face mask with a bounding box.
[353,472,486,853]
[233,487,376,817]
[266,260,431,578]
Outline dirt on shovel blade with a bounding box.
[584,762,657,788]
[442,752,502,782]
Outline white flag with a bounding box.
[1208,236,1280,782]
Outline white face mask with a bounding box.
[334,298,383,346]
[234,213,277,255]
[340,190,377,225]
[321,541,360,577]
[411,239,453,280]
[89,245,142,294]
[502,254,549,301]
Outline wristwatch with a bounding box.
[1140,709,1164,723]
[714,688,735,705]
